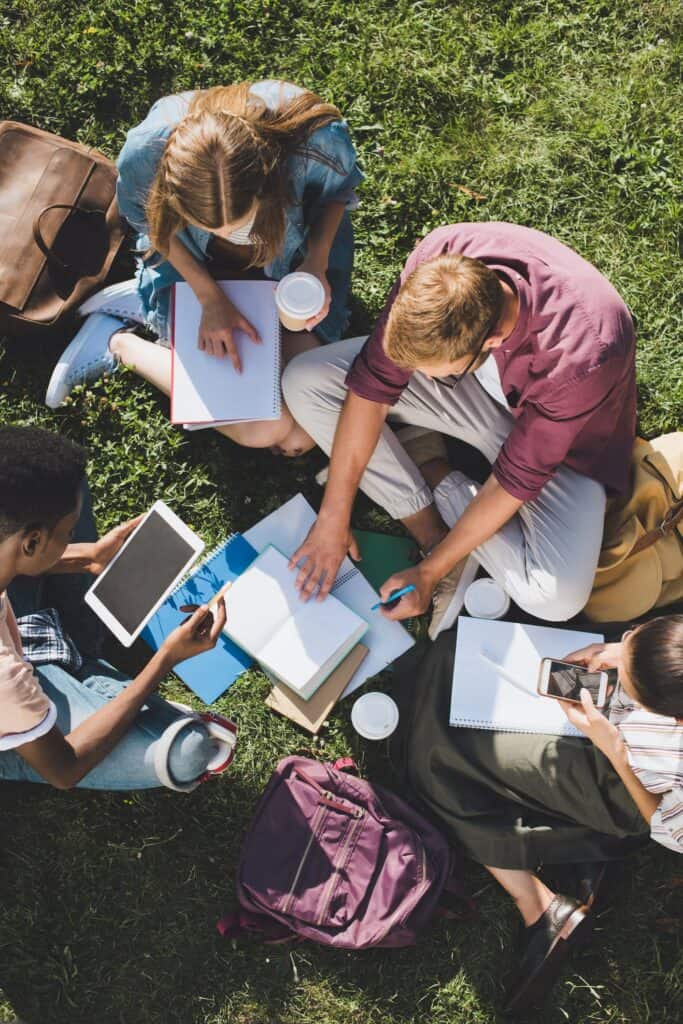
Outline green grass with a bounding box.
[1,1,682,1021]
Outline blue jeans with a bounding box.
[1,485,214,791]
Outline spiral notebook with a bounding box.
[221,545,368,701]
[142,532,258,703]
[449,617,604,736]
[171,280,281,426]
[242,493,415,697]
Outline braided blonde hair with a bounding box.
[146,82,342,265]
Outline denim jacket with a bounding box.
[116,81,363,339]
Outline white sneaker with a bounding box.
[428,554,479,640]
[45,313,124,408]
[78,279,145,324]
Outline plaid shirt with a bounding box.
[16,607,83,673]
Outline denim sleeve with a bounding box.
[116,125,171,235]
[301,120,364,210]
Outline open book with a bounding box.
[241,493,414,697]
[223,545,368,700]
[171,280,281,426]
[450,617,604,736]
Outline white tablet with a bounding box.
[84,501,204,646]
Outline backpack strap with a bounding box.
[332,757,358,774]
[630,497,683,556]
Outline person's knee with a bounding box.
[281,348,325,416]
[515,575,592,622]
[166,722,213,785]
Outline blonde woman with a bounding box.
[46,80,362,454]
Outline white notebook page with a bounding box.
[224,546,366,690]
[450,617,604,736]
[171,280,281,424]
[242,494,414,696]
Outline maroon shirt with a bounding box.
[346,223,637,502]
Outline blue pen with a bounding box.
[371,584,416,611]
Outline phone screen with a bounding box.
[545,662,604,703]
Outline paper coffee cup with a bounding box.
[464,578,510,619]
[275,272,326,331]
[351,692,399,740]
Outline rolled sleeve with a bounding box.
[345,278,411,403]
[305,121,364,210]
[650,788,683,853]
[493,361,620,502]
[116,127,170,236]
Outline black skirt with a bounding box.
[390,632,648,869]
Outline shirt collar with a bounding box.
[488,265,532,354]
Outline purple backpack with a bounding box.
[218,755,465,949]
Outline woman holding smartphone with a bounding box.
[392,616,683,1012]
[45,80,362,455]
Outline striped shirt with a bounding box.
[609,685,683,854]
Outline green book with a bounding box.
[351,529,417,593]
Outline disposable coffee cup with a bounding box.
[275,272,326,331]
[464,578,510,620]
[351,692,399,741]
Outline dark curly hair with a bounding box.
[0,426,87,540]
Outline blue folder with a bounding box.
[142,533,258,703]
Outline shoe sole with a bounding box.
[45,315,122,408]
[45,329,96,408]
[504,905,593,1015]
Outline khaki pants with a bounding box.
[283,336,606,621]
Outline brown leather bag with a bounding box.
[0,121,128,337]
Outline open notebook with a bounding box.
[171,280,281,425]
[242,493,415,696]
[142,533,258,703]
[450,617,604,736]
[223,545,368,701]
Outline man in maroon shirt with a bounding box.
[282,223,636,632]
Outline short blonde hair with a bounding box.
[383,253,504,370]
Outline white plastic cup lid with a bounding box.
[275,272,325,318]
[464,578,510,619]
[351,692,399,740]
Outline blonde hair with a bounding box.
[146,83,342,264]
[383,254,505,370]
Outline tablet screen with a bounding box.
[89,509,197,635]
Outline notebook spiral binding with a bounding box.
[272,317,282,416]
[173,534,239,592]
[331,566,360,592]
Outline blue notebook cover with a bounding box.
[142,533,258,703]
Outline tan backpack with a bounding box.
[585,433,683,622]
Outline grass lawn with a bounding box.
[1,1,682,1021]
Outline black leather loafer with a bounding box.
[504,894,593,1014]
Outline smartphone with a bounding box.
[537,658,610,708]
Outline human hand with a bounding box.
[198,290,260,368]
[85,515,145,575]
[297,256,331,330]
[563,642,622,673]
[561,687,625,762]
[289,516,360,601]
[378,564,434,621]
[160,598,227,666]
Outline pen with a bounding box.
[479,651,537,698]
[179,580,233,637]
[371,584,416,611]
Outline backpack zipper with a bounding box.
[315,814,363,927]
[281,803,325,916]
